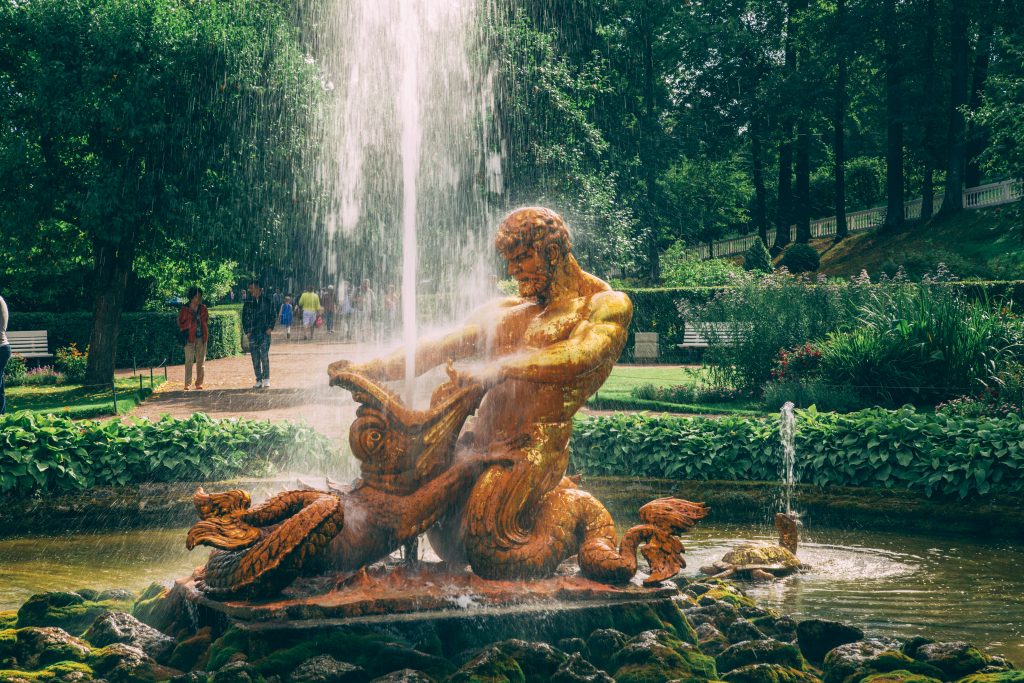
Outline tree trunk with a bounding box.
[640,14,661,282]
[794,0,811,244]
[940,0,970,216]
[920,0,938,222]
[752,118,769,246]
[965,5,997,188]
[834,0,848,239]
[773,0,799,254]
[883,0,904,231]
[84,240,134,385]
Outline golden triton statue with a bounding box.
[187,207,706,597]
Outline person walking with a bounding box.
[242,278,276,388]
[0,294,10,415]
[321,285,337,335]
[177,286,209,390]
[279,295,294,341]
[297,285,321,341]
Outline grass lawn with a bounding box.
[5,376,166,419]
[589,365,764,415]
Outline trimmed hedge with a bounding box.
[0,411,334,497]
[570,406,1024,499]
[7,310,242,367]
[619,280,1024,360]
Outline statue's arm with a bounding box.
[329,324,483,382]
[499,291,632,384]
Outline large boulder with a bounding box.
[610,629,717,683]
[913,643,990,680]
[726,620,769,644]
[724,663,823,683]
[88,642,179,683]
[857,671,943,683]
[797,620,864,663]
[211,660,266,683]
[685,603,744,632]
[956,673,1024,683]
[696,623,731,657]
[16,592,124,635]
[368,670,434,683]
[550,653,615,683]
[717,640,805,674]
[7,626,92,670]
[489,640,567,680]
[823,639,899,683]
[83,611,175,662]
[447,645,525,683]
[585,629,628,672]
[289,654,368,683]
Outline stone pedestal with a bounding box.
[178,562,693,657]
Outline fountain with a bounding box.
[779,400,797,515]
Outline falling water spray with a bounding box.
[398,2,421,404]
[779,401,797,515]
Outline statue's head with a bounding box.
[495,207,572,299]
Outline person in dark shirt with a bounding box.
[242,278,277,388]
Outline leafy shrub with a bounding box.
[692,272,868,390]
[21,366,64,386]
[0,412,335,497]
[818,285,1020,405]
[780,244,820,273]
[761,379,862,412]
[937,362,1024,418]
[631,383,753,404]
[3,354,27,387]
[661,243,743,287]
[619,287,725,359]
[55,344,88,383]
[770,344,822,383]
[8,310,242,367]
[571,407,1024,499]
[743,238,773,273]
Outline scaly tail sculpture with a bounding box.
[187,489,345,598]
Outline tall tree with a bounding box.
[833,0,849,240]
[918,0,940,222]
[940,0,970,215]
[883,0,905,231]
[773,0,800,252]
[965,1,1000,188]
[0,0,320,383]
[793,0,811,244]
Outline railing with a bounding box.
[692,179,1022,259]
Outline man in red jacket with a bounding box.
[178,286,209,390]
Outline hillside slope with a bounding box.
[811,206,1023,280]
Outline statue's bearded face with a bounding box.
[504,242,552,298]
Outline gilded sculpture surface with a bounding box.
[187,207,707,597]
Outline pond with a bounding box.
[0,521,1020,666]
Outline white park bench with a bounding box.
[7,330,52,360]
[678,322,746,349]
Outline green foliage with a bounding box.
[661,244,744,287]
[780,244,821,274]
[570,407,1024,499]
[658,156,752,247]
[8,310,241,367]
[619,287,724,360]
[3,355,27,387]
[818,285,1021,405]
[0,412,334,497]
[135,254,239,311]
[693,274,867,390]
[54,344,88,384]
[761,380,862,413]
[632,383,754,405]
[743,239,773,273]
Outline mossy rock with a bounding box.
[717,640,805,674]
[0,615,17,632]
[4,628,91,670]
[16,593,130,637]
[859,670,943,683]
[130,584,182,634]
[913,643,990,680]
[956,672,1024,683]
[0,660,94,682]
[447,646,525,683]
[166,627,213,672]
[611,629,717,683]
[87,643,178,683]
[723,664,823,683]
[865,651,945,680]
[700,588,758,611]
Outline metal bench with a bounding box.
[678,323,745,349]
[8,330,52,360]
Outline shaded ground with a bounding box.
[7,377,166,419]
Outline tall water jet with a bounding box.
[779,401,797,514]
[311,0,499,391]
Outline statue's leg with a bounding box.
[198,493,345,598]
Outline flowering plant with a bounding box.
[770,344,822,383]
[55,343,88,383]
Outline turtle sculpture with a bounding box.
[699,512,805,581]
